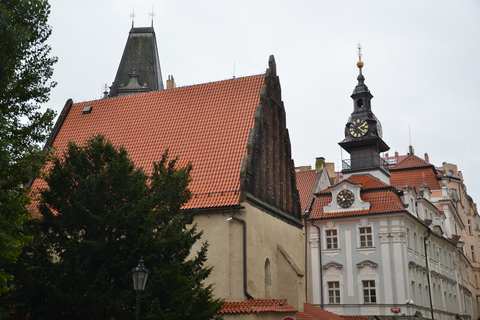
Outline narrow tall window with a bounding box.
[326,229,338,249]
[265,259,272,298]
[359,227,373,247]
[468,220,472,235]
[471,246,476,262]
[327,281,341,304]
[362,280,376,303]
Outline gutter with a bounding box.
[312,222,324,308]
[227,214,254,300]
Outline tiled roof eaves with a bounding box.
[219,298,297,314]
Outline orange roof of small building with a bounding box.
[295,170,319,213]
[390,168,441,191]
[390,154,441,191]
[296,303,344,320]
[31,74,265,210]
[391,154,432,170]
[219,298,297,314]
[309,175,405,220]
[342,316,369,320]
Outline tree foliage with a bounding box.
[0,0,57,294]
[1,135,223,320]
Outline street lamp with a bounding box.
[131,259,149,320]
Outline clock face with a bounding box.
[349,119,369,138]
[337,189,354,208]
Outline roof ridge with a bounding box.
[391,154,433,170]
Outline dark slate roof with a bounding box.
[109,27,164,97]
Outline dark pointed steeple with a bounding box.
[109,26,164,97]
[339,45,390,183]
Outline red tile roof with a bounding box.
[219,298,297,314]
[31,75,265,210]
[296,303,343,320]
[390,168,441,191]
[342,316,369,320]
[295,170,319,213]
[391,154,432,170]
[309,175,405,219]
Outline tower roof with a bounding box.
[109,27,164,97]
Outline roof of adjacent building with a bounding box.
[296,303,344,320]
[390,154,441,191]
[295,170,319,213]
[32,74,265,211]
[109,27,164,97]
[219,298,297,314]
[309,174,406,220]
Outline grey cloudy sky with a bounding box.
[45,0,480,201]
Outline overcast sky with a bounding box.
[45,0,480,201]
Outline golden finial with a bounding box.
[356,42,364,69]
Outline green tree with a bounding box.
[2,135,223,320]
[0,0,57,294]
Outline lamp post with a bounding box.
[131,259,149,320]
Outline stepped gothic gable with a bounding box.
[241,56,301,221]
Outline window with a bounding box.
[359,227,373,247]
[468,220,472,235]
[328,281,341,304]
[362,280,376,303]
[471,246,476,262]
[326,229,338,249]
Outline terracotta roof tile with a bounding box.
[390,168,441,191]
[295,170,319,213]
[31,75,265,210]
[342,316,369,320]
[296,303,343,320]
[391,154,432,170]
[346,175,390,189]
[219,298,297,314]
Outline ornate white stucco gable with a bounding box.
[323,180,371,213]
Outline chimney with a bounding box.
[395,151,399,157]
[167,75,176,89]
[408,145,414,155]
[424,153,429,163]
[315,157,325,173]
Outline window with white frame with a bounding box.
[359,227,373,247]
[326,229,338,249]
[327,281,341,304]
[362,280,376,303]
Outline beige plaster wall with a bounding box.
[190,202,306,310]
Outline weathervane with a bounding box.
[357,42,362,61]
[148,6,155,27]
[130,8,135,27]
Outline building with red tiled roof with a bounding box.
[31,53,306,318]
[298,57,462,320]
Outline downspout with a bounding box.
[228,215,254,300]
[304,215,309,302]
[312,222,324,308]
[424,228,435,320]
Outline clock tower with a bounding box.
[339,46,390,183]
